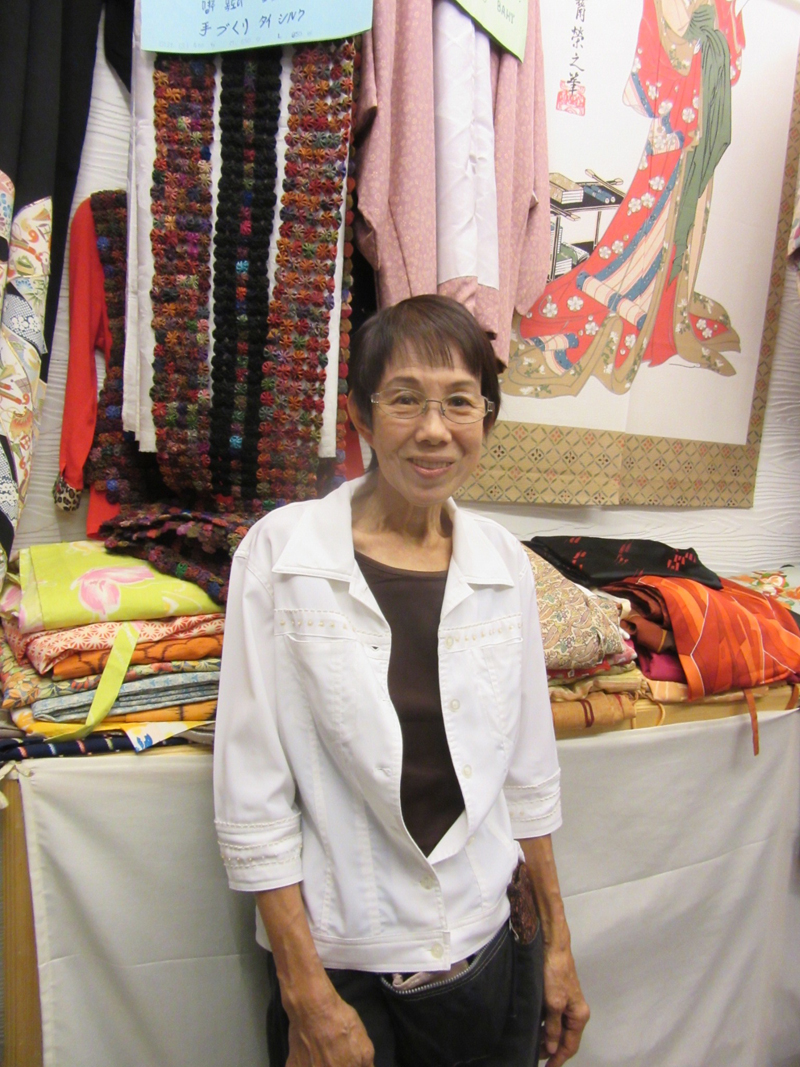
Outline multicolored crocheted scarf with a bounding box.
[150,55,216,499]
[255,39,356,508]
[209,48,282,509]
[101,503,256,605]
[83,190,147,506]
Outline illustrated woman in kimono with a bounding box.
[505,0,745,398]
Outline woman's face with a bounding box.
[353,347,486,510]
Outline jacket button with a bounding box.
[420,875,435,890]
[462,765,472,779]
[445,637,454,649]
[449,699,460,711]
[431,943,444,960]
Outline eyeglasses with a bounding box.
[370,389,494,424]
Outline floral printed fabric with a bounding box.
[546,655,636,684]
[2,612,224,677]
[0,172,52,587]
[523,546,626,671]
[0,634,220,711]
[727,566,800,616]
[17,540,219,633]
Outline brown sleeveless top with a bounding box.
[355,552,465,855]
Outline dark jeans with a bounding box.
[265,922,544,1067]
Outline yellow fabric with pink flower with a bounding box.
[16,541,219,634]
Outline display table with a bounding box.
[3,709,800,1067]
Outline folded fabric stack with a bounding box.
[526,537,800,752]
[522,546,646,735]
[0,541,224,762]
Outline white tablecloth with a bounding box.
[554,709,800,1067]
[17,709,800,1067]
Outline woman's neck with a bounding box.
[351,473,453,571]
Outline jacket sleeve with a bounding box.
[503,546,562,839]
[213,546,303,892]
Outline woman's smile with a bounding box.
[407,455,457,476]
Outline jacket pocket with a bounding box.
[280,620,353,744]
[477,631,523,736]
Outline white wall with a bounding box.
[14,28,800,578]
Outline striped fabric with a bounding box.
[608,576,800,700]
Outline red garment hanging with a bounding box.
[57,198,121,535]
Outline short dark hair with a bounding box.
[348,295,501,431]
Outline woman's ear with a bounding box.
[347,394,374,447]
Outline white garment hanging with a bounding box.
[123,0,157,451]
[433,0,500,292]
[207,58,223,403]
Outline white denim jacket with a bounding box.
[213,477,561,972]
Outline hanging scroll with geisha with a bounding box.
[457,0,800,507]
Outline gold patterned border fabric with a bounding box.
[457,49,800,510]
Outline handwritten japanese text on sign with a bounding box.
[454,0,528,61]
[141,0,373,55]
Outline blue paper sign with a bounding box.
[141,0,373,54]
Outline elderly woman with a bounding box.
[214,295,589,1067]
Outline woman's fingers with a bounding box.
[540,941,590,1066]
[286,1002,375,1067]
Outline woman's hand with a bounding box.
[518,835,590,1066]
[286,988,375,1067]
[539,937,590,1067]
[256,884,375,1066]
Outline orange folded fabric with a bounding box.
[12,700,217,735]
[607,576,800,700]
[53,635,224,679]
[99,700,217,723]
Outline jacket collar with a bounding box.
[272,476,516,592]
